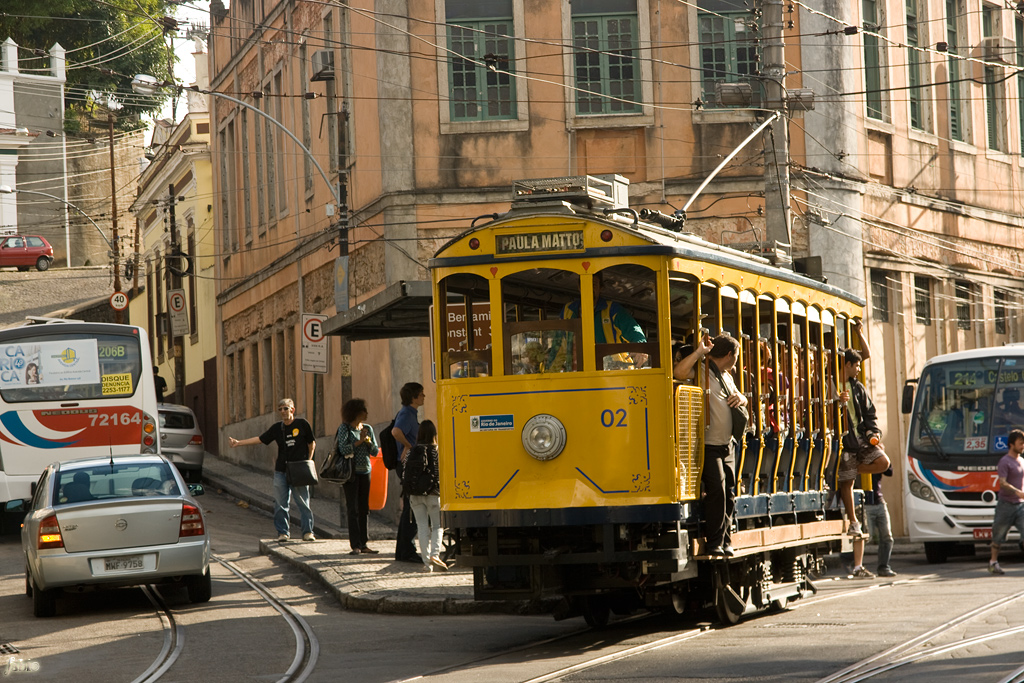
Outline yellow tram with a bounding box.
[429,176,865,624]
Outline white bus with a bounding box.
[902,346,1024,563]
[0,321,160,526]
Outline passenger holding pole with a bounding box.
[674,333,747,557]
[836,320,891,545]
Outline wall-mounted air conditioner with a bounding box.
[980,36,1014,65]
[310,50,334,82]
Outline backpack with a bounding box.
[403,446,435,496]
[379,418,399,470]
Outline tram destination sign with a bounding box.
[495,230,584,255]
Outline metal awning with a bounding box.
[323,280,432,340]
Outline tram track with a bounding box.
[131,555,319,683]
[816,589,1024,683]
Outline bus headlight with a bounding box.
[908,472,938,503]
[521,414,566,461]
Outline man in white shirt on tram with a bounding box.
[674,333,747,557]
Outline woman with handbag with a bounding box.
[228,398,317,542]
[337,398,380,555]
[402,420,447,572]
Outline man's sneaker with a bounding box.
[302,533,316,542]
[276,534,289,542]
[851,566,875,579]
[989,562,1006,575]
[847,523,865,538]
[877,567,897,577]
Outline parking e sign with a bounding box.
[301,314,329,374]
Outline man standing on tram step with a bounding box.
[837,320,891,546]
[228,398,317,542]
[392,382,425,563]
[674,333,748,557]
[988,429,1024,575]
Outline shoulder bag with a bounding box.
[711,363,749,444]
[286,458,319,487]
[320,427,355,484]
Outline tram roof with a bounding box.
[323,203,865,341]
[430,205,865,308]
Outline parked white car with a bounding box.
[21,455,211,617]
[158,403,205,482]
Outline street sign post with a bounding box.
[109,291,129,312]
[301,314,329,374]
[167,289,189,336]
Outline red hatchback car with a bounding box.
[0,234,54,271]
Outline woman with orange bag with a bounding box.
[337,398,380,555]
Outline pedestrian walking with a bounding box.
[402,420,446,572]
[989,428,1024,575]
[336,398,379,555]
[229,398,316,541]
[392,382,424,563]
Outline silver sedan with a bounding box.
[20,454,212,617]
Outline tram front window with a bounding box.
[502,268,581,374]
[440,273,492,379]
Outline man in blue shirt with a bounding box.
[555,271,647,370]
[391,382,425,562]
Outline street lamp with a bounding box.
[130,74,340,208]
[0,184,112,262]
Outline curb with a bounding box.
[259,540,549,616]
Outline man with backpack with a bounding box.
[391,382,425,563]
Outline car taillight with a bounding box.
[189,434,203,445]
[38,514,64,549]
[141,411,157,452]
[179,503,205,537]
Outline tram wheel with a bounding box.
[770,596,790,612]
[582,596,611,628]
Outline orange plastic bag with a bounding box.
[369,453,388,510]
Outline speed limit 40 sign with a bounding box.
[109,291,129,311]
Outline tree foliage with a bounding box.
[0,0,178,128]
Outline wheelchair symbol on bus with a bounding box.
[994,435,1009,452]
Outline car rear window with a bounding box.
[160,411,195,429]
[55,462,181,504]
[26,237,44,247]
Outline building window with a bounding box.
[955,280,972,330]
[572,0,641,115]
[995,289,1008,335]
[946,0,966,142]
[446,0,516,121]
[273,69,287,215]
[262,76,277,229]
[983,5,1006,151]
[862,0,886,121]
[300,43,314,194]
[870,269,891,323]
[698,2,759,107]
[914,275,932,325]
[226,353,235,423]
[262,336,273,412]
[906,0,927,131]
[187,224,198,339]
[236,347,246,420]
[250,341,260,417]
[1017,17,1024,155]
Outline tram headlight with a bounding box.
[908,472,938,503]
[521,414,567,461]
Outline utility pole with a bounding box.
[761,0,792,266]
[168,184,184,404]
[109,114,123,323]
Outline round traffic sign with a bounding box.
[169,291,186,313]
[303,316,325,342]
[109,291,129,311]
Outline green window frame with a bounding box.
[946,0,964,142]
[863,0,884,121]
[906,0,924,130]
[1018,18,1024,155]
[572,8,641,115]
[698,10,759,106]
[447,19,517,121]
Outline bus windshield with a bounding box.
[0,332,143,403]
[911,356,1024,460]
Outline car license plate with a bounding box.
[974,528,993,540]
[105,555,144,571]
